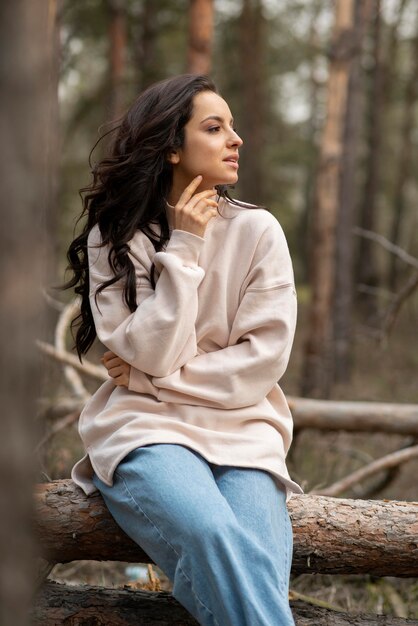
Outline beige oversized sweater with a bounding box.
[71,196,303,502]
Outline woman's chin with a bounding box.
[197,172,239,188]
[213,174,239,187]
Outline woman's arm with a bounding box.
[90,228,205,378]
[121,219,298,408]
[90,177,218,378]
[150,284,297,409]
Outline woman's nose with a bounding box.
[228,130,243,147]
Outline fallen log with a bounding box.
[34,480,418,577]
[287,397,418,436]
[31,581,418,625]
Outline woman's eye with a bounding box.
[208,126,221,133]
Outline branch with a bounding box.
[381,270,418,339]
[37,397,85,420]
[310,444,418,497]
[288,590,345,613]
[55,298,89,399]
[34,410,80,453]
[36,339,107,383]
[352,226,418,269]
[42,288,66,312]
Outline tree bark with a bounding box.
[333,0,374,384]
[237,0,265,203]
[287,396,418,436]
[356,0,384,318]
[299,0,323,284]
[31,581,418,626]
[388,13,418,290]
[134,0,159,91]
[33,480,418,577]
[0,1,52,624]
[302,0,357,398]
[44,0,61,335]
[107,0,127,120]
[186,0,214,75]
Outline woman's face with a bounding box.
[170,90,243,191]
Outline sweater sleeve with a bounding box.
[89,228,205,378]
[128,218,298,409]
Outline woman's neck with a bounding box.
[167,175,214,207]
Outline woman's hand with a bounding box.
[167,175,218,238]
[101,350,131,388]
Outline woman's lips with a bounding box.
[224,160,239,169]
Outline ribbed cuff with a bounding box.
[164,229,205,266]
[128,367,157,395]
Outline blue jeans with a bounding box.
[92,443,295,626]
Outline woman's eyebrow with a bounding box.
[200,115,234,125]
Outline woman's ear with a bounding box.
[167,149,180,165]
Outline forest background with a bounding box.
[1,0,417,622]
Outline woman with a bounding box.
[64,74,303,625]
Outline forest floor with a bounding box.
[41,289,418,619]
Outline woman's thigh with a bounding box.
[210,465,293,586]
[92,444,238,561]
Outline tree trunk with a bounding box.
[299,0,323,284]
[44,0,61,324]
[388,14,418,290]
[31,581,418,626]
[287,396,418,435]
[301,0,356,398]
[107,0,127,120]
[356,0,385,318]
[0,1,52,624]
[37,0,62,474]
[333,0,374,384]
[135,0,159,91]
[186,0,214,75]
[238,0,265,203]
[33,480,418,577]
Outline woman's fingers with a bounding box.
[101,351,124,369]
[176,175,203,207]
[108,365,124,378]
[189,197,218,217]
[175,177,218,210]
[107,364,130,386]
[177,189,217,215]
[102,357,121,370]
[167,176,219,238]
[101,350,116,364]
[187,192,217,212]
[101,351,130,387]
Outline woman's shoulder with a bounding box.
[86,225,107,272]
[87,223,102,248]
[87,223,155,272]
[128,227,157,265]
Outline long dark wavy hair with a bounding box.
[62,74,256,361]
